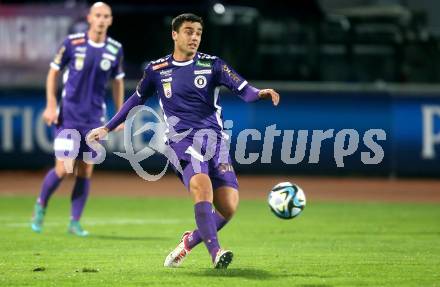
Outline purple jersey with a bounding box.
[51,32,124,127]
[136,52,255,140]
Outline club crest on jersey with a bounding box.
[194,75,207,88]
[75,55,85,70]
[162,82,172,98]
[100,59,111,71]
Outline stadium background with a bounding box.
[0,1,439,286]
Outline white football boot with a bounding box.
[213,249,233,269]
[163,231,192,267]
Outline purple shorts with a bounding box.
[53,124,98,161]
[168,134,239,191]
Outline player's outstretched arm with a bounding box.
[112,78,125,131]
[258,89,280,106]
[216,59,280,106]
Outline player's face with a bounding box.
[172,21,203,57]
[87,4,112,35]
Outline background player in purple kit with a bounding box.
[31,2,125,236]
[87,13,279,268]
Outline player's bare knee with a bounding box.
[54,167,67,178]
[54,162,69,178]
[189,174,213,202]
[191,185,212,202]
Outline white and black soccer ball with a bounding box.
[268,182,306,219]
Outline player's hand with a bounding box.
[42,106,58,126]
[114,123,125,132]
[259,89,280,106]
[86,126,109,143]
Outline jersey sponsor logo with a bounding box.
[161,77,172,83]
[159,69,173,77]
[194,69,212,75]
[222,64,240,83]
[53,45,66,65]
[71,38,85,46]
[162,82,172,98]
[100,59,111,71]
[196,60,211,68]
[74,55,85,70]
[152,62,169,70]
[102,53,116,61]
[194,75,207,88]
[75,46,87,53]
[106,44,118,54]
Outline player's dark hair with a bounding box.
[172,13,203,32]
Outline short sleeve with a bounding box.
[111,47,125,79]
[214,58,249,94]
[50,38,71,71]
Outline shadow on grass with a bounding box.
[187,268,275,280]
[91,234,168,241]
[186,268,332,281]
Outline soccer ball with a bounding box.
[268,182,306,219]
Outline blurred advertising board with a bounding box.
[0,4,86,85]
[0,84,439,177]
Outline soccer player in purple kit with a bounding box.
[31,2,125,236]
[87,13,279,268]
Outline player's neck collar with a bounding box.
[171,53,198,66]
[86,31,106,48]
[88,38,106,48]
[172,58,193,66]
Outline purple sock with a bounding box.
[37,169,62,207]
[186,211,228,250]
[71,177,90,221]
[194,201,220,261]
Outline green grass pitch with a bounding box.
[1,196,439,286]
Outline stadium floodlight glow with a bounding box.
[213,3,226,15]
